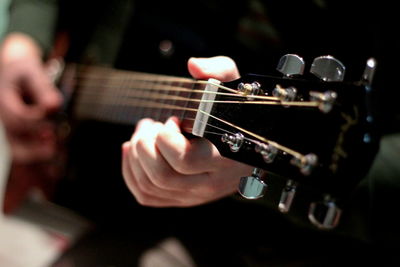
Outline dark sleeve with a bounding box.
[6,0,59,55]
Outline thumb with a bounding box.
[187,56,240,82]
[25,64,62,114]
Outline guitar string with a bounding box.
[76,84,320,108]
[69,67,322,107]
[73,76,281,101]
[197,109,305,160]
[69,66,306,159]
[76,98,305,160]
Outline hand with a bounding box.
[122,56,253,207]
[0,33,62,163]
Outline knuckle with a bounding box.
[135,179,154,196]
[174,154,193,174]
[134,194,152,206]
[151,166,174,189]
[132,184,156,206]
[200,183,218,196]
[135,138,147,154]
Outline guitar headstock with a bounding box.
[192,54,379,229]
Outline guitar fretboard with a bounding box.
[60,64,207,130]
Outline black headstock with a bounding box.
[192,55,379,229]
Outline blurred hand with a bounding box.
[122,56,253,207]
[0,33,62,163]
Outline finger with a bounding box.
[133,119,181,189]
[0,85,43,128]
[24,64,63,113]
[132,118,208,192]
[122,142,187,207]
[187,56,240,82]
[129,120,190,195]
[129,118,240,204]
[156,117,222,174]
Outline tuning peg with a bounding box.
[310,55,345,82]
[277,54,305,77]
[362,58,377,86]
[308,195,342,230]
[238,168,267,199]
[221,132,244,152]
[278,180,298,213]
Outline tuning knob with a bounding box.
[310,55,345,82]
[277,54,305,77]
[238,168,267,199]
[278,180,298,213]
[362,58,377,86]
[308,195,342,230]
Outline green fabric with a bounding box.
[0,0,10,40]
[78,0,134,65]
[7,0,58,56]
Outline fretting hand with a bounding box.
[121,56,253,207]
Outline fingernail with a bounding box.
[165,116,180,129]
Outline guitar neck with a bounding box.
[60,64,207,131]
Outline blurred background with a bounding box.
[1,2,72,267]
[0,0,9,38]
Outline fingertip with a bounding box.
[164,116,181,132]
[135,118,154,130]
[122,141,131,155]
[187,57,206,79]
[45,88,63,112]
[187,56,240,81]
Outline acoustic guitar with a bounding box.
[2,54,379,230]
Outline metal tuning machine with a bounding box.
[273,85,297,102]
[277,54,305,77]
[362,58,377,86]
[278,180,298,213]
[255,142,278,163]
[310,55,345,82]
[274,54,304,103]
[221,132,244,152]
[237,82,261,100]
[238,168,267,199]
[308,195,342,230]
[309,90,338,113]
[291,153,318,176]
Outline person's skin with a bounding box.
[0,33,62,163]
[122,56,254,207]
[0,33,253,207]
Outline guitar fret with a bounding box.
[69,65,201,127]
[152,77,165,122]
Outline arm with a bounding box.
[0,0,62,163]
[121,56,254,207]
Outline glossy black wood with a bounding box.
[203,74,379,199]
